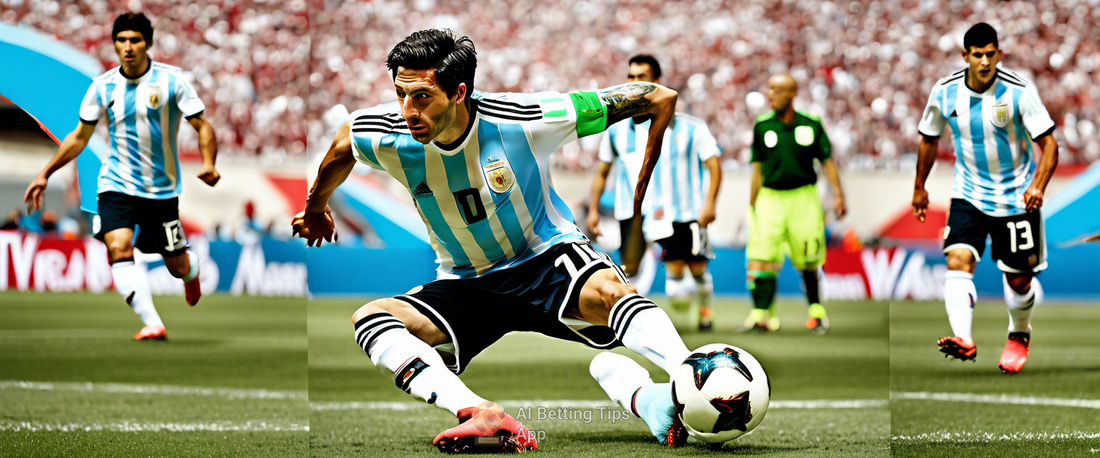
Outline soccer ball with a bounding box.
[671,343,770,444]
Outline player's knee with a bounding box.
[596,276,637,311]
[106,242,133,263]
[1004,274,1032,294]
[946,251,975,272]
[351,299,402,324]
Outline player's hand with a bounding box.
[697,204,716,227]
[1022,186,1044,212]
[911,188,929,222]
[833,195,847,220]
[23,176,47,213]
[197,164,221,187]
[292,207,338,247]
[586,210,602,237]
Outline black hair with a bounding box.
[112,12,154,46]
[387,29,477,97]
[628,54,662,80]
[963,23,998,51]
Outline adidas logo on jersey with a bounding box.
[413,182,433,197]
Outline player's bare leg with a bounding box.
[999,272,1042,373]
[687,260,713,332]
[104,229,165,340]
[741,260,780,332]
[163,250,201,306]
[350,299,535,452]
[567,268,691,376]
[940,249,977,360]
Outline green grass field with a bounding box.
[308,296,890,457]
[0,291,309,458]
[890,300,1100,457]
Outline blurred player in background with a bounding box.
[912,23,1058,374]
[586,55,722,331]
[294,29,693,451]
[23,13,220,341]
[741,74,846,335]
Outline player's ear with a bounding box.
[453,83,467,105]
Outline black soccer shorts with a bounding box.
[394,242,624,375]
[943,198,1046,274]
[94,191,188,257]
[655,221,712,262]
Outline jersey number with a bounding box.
[163,219,186,252]
[454,189,487,224]
[1006,221,1034,253]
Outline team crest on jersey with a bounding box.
[990,103,1010,128]
[145,84,163,110]
[794,125,815,146]
[483,155,515,194]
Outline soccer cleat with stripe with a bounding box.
[998,332,1030,374]
[937,336,976,361]
[433,403,537,454]
[184,274,201,306]
[134,325,167,340]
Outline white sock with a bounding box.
[608,294,691,376]
[693,271,713,309]
[111,260,163,327]
[1004,276,1041,334]
[354,312,486,415]
[589,352,653,412]
[944,270,976,340]
[666,276,691,309]
[181,251,199,282]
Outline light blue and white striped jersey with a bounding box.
[598,114,720,225]
[918,66,1055,216]
[348,90,609,279]
[79,61,205,199]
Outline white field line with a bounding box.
[0,380,307,401]
[0,420,308,432]
[893,391,1100,409]
[308,399,888,411]
[892,431,1100,442]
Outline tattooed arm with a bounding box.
[597,82,678,216]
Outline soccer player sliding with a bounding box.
[293,29,695,452]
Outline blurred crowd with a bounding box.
[1,0,312,159]
[308,0,1100,170]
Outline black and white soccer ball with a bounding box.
[671,343,770,444]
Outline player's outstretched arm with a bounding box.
[23,122,95,212]
[912,134,939,222]
[821,158,846,219]
[597,82,678,215]
[188,116,220,187]
[293,121,355,247]
[1023,133,1059,212]
[587,161,613,236]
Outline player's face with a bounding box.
[963,44,1000,88]
[394,67,461,144]
[114,30,148,68]
[627,63,657,83]
[767,78,796,112]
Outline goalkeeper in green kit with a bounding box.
[741,74,846,335]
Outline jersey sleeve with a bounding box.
[750,123,765,163]
[815,120,832,161]
[597,131,615,163]
[1018,85,1056,141]
[494,90,609,159]
[917,86,947,137]
[78,82,101,124]
[692,122,721,162]
[346,107,391,171]
[175,76,206,120]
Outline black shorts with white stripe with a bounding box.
[394,242,623,375]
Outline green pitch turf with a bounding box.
[0,291,308,458]
[890,300,1100,457]
[308,297,890,457]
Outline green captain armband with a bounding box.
[568,91,607,138]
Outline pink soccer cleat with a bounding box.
[184,274,201,306]
[433,402,537,454]
[998,332,1030,374]
[134,325,167,340]
[937,336,976,361]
